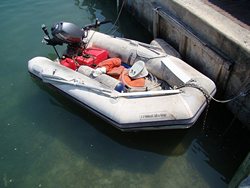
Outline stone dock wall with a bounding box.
[118,0,250,128]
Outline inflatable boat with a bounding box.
[28,20,216,131]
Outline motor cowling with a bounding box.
[51,22,84,44]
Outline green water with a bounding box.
[0,0,249,187]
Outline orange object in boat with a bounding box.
[96,58,121,72]
[120,69,145,87]
[107,66,125,79]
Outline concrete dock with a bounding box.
[201,0,250,31]
[118,0,250,129]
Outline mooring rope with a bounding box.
[176,80,211,103]
[106,0,126,35]
[177,79,250,104]
[84,0,126,47]
[177,80,249,131]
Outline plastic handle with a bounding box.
[41,24,49,36]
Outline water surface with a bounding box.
[0,0,249,187]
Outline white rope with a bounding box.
[106,0,126,34]
[209,91,249,103]
[180,80,249,104]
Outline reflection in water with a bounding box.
[74,0,117,24]
[75,0,96,21]
[74,0,153,41]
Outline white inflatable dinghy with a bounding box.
[28,21,216,131]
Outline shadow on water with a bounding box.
[195,102,250,182]
[29,77,194,173]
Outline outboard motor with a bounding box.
[42,19,111,57]
[52,22,85,57]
